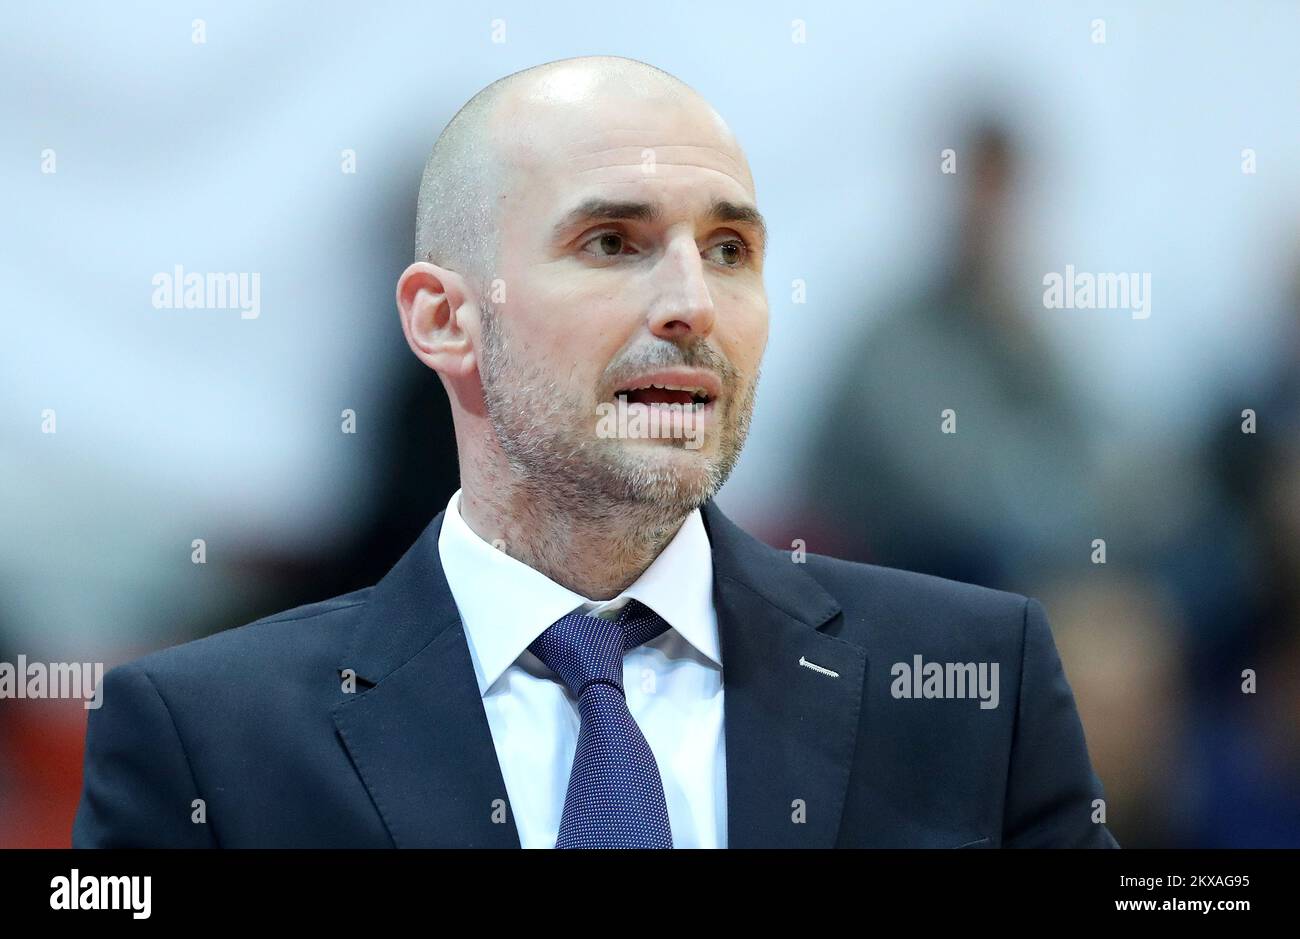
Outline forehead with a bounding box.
[492,86,756,235]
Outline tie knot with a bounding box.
[528,598,670,699]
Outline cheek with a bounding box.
[513,280,631,389]
[719,290,769,371]
[750,305,771,358]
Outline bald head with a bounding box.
[413,56,723,299]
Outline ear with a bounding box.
[396,262,480,379]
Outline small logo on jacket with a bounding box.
[798,656,839,678]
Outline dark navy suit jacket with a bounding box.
[73,501,1119,848]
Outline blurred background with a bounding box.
[2,1,1298,848]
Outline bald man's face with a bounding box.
[478,76,768,512]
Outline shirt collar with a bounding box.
[437,489,720,697]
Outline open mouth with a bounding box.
[614,383,714,408]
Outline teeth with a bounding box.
[625,382,707,395]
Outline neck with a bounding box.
[456,473,689,601]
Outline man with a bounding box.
[73,56,1118,849]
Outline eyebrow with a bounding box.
[551,197,768,249]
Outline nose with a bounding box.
[646,233,716,340]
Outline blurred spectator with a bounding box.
[801,120,1101,589]
[1177,255,1300,846]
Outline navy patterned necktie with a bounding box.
[528,598,674,849]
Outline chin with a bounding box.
[608,448,723,511]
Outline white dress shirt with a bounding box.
[437,489,727,848]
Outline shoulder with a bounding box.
[797,549,1033,653]
[113,588,372,689]
[801,549,1027,619]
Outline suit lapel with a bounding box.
[701,501,867,848]
[331,510,521,848]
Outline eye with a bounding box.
[579,230,631,259]
[704,238,750,267]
